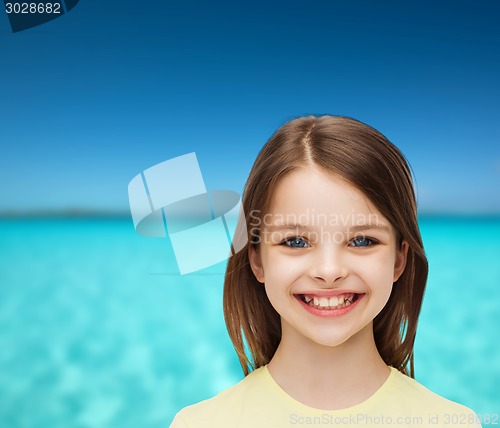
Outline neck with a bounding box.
[267,322,390,410]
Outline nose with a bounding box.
[308,245,348,285]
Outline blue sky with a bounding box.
[1,0,499,213]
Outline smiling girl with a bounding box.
[170,116,480,427]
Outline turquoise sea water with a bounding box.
[0,217,499,427]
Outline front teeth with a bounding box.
[301,293,355,310]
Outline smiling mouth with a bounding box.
[296,293,362,310]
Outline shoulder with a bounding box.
[389,368,467,409]
[170,366,268,428]
[386,368,480,426]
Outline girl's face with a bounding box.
[249,165,408,348]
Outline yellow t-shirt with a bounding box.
[170,366,481,428]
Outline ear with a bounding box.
[393,240,409,282]
[248,245,265,283]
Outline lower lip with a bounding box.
[294,294,365,318]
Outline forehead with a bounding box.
[266,166,390,229]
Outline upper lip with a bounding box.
[294,289,363,298]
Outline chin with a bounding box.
[302,323,371,349]
[303,331,354,348]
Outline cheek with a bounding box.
[266,260,299,283]
[261,252,306,291]
[354,251,395,279]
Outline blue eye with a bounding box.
[283,237,309,248]
[349,236,376,247]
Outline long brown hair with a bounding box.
[223,115,428,378]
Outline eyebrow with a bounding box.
[348,224,391,233]
[264,223,392,233]
[264,224,311,232]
